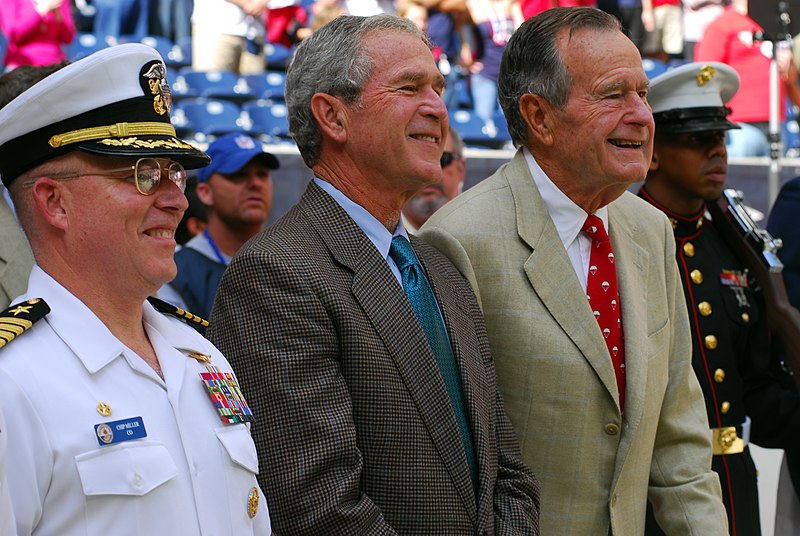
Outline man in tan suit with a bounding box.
[420,7,727,535]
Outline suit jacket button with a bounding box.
[604,423,620,435]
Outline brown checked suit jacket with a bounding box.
[208,181,540,535]
[420,150,727,535]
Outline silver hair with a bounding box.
[498,7,622,148]
[285,15,430,168]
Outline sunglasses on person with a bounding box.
[440,151,459,168]
[23,158,187,195]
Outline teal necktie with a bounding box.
[389,236,477,487]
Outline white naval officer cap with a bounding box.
[0,43,210,187]
[648,61,741,135]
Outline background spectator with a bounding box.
[0,0,75,69]
[695,0,800,157]
[683,0,728,61]
[642,0,682,61]
[464,0,523,121]
[191,0,266,75]
[165,133,278,321]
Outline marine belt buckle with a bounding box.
[712,426,744,455]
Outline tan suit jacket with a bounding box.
[0,190,33,309]
[420,150,727,535]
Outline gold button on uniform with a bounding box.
[714,368,726,383]
[698,301,712,316]
[684,242,695,256]
[741,312,750,323]
[96,402,112,417]
[690,270,703,284]
[705,335,718,350]
[721,401,731,414]
[604,423,620,435]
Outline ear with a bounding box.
[31,178,69,231]
[519,93,555,146]
[649,147,660,172]
[195,181,214,207]
[310,93,347,143]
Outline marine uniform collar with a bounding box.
[639,186,705,240]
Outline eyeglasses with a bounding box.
[23,158,187,195]
[440,151,460,168]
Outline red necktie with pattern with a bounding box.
[582,215,625,411]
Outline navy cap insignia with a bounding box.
[140,60,171,116]
[0,298,50,349]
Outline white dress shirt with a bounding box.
[523,147,609,292]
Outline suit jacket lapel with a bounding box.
[505,151,620,409]
[415,237,490,517]
[298,183,478,518]
[608,200,650,445]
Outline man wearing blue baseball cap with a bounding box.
[165,133,279,320]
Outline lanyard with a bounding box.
[204,229,227,265]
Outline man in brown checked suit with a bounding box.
[207,14,540,536]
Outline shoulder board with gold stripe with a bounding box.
[147,296,209,328]
[0,298,50,350]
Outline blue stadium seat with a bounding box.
[266,42,292,70]
[136,35,189,68]
[173,69,255,102]
[243,71,286,101]
[450,75,473,110]
[64,33,108,61]
[449,109,508,149]
[173,99,246,142]
[642,58,667,80]
[243,100,292,141]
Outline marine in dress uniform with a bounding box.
[639,61,800,536]
[0,45,271,535]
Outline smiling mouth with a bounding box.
[410,134,439,143]
[608,139,643,148]
[146,229,175,239]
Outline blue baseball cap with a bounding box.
[197,133,279,182]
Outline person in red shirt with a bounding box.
[696,0,800,156]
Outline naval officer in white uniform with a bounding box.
[0,44,271,535]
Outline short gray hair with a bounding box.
[498,7,621,148]
[285,15,430,168]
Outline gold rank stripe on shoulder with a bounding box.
[0,298,50,350]
[146,296,209,327]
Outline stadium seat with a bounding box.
[64,33,108,62]
[172,69,255,102]
[138,35,189,68]
[173,99,246,142]
[243,100,292,141]
[266,42,292,70]
[243,71,287,101]
[449,109,508,149]
[642,58,667,80]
